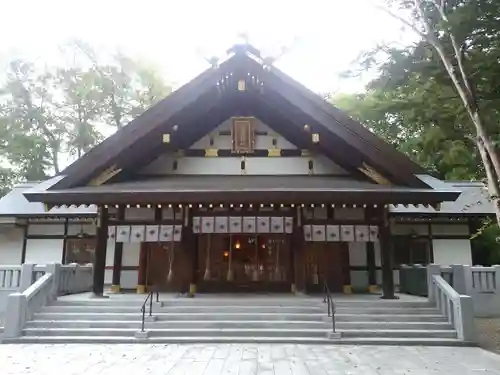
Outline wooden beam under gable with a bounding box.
[87,165,122,186]
[358,162,392,185]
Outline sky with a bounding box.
[0,0,416,94]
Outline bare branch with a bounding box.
[374,4,427,39]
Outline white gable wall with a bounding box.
[140,118,347,176]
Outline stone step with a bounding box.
[53,298,323,307]
[22,327,329,338]
[26,320,329,329]
[334,307,439,315]
[335,313,447,322]
[34,312,326,321]
[42,305,325,314]
[340,329,457,339]
[331,300,432,308]
[3,336,472,346]
[336,321,453,330]
[25,319,452,331]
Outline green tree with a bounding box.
[375,0,500,225]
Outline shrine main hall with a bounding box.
[17,44,482,299]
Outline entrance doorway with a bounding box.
[197,233,292,292]
[303,242,346,293]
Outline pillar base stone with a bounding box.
[368,285,378,294]
[342,285,352,294]
[136,285,146,294]
[110,284,121,294]
[291,283,297,294]
[188,283,196,297]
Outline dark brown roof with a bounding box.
[50,45,429,192]
[25,176,459,206]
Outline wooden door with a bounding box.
[304,242,344,293]
[146,243,189,292]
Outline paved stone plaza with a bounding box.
[0,344,500,374]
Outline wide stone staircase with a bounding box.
[1,295,470,345]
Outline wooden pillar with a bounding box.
[341,242,352,294]
[93,206,108,296]
[61,218,69,264]
[379,207,397,299]
[20,224,28,264]
[136,242,148,294]
[111,207,124,293]
[366,242,377,293]
[292,207,304,293]
[290,229,302,294]
[182,207,197,296]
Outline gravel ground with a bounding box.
[477,318,500,355]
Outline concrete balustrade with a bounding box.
[427,272,475,342]
[1,263,93,339]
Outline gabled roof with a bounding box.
[0,181,96,217]
[51,44,429,191]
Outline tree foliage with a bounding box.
[0,43,171,195]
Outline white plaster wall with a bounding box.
[0,225,24,264]
[28,223,65,236]
[141,155,346,176]
[349,242,368,290]
[190,118,298,149]
[121,243,140,289]
[25,239,63,265]
[349,242,367,266]
[141,117,347,176]
[351,271,368,291]
[432,224,469,236]
[121,270,138,289]
[104,240,115,285]
[433,239,472,265]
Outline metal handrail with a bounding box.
[323,280,336,333]
[140,290,160,332]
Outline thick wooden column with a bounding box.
[341,243,352,294]
[136,243,148,294]
[183,208,197,297]
[366,242,377,293]
[111,207,124,293]
[379,207,397,299]
[291,208,304,293]
[93,206,109,296]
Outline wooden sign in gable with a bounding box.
[231,117,255,153]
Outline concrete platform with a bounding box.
[0,343,499,374]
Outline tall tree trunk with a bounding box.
[380,0,500,227]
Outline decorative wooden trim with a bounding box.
[231,117,255,153]
[358,162,392,185]
[204,148,218,157]
[268,148,281,157]
[88,165,122,186]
